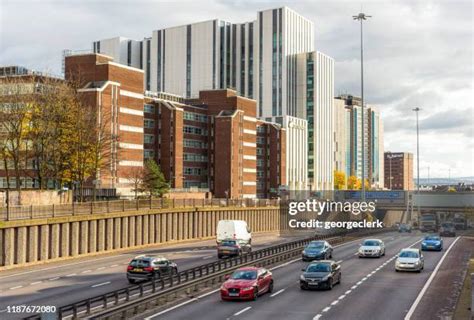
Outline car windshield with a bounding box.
[221,240,237,246]
[130,259,151,267]
[399,251,419,258]
[425,236,440,241]
[231,270,257,280]
[363,240,379,246]
[307,242,324,249]
[306,263,331,273]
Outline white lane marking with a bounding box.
[331,300,339,306]
[30,281,42,285]
[111,264,118,267]
[338,294,346,300]
[313,315,322,320]
[9,285,23,290]
[143,298,198,319]
[322,307,331,312]
[48,277,59,281]
[202,255,213,260]
[234,306,252,316]
[404,236,461,320]
[0,309,6,313]
[345,290,352,294]
[82,270,92,274]
[270,289,285,297]
[91,281,111,288]
[336,260,343,264]
[197,288,220,299]
[97,267,106,270]
[351,285,358,289]
[65,273,77,277]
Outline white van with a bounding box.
[216,220,252,258]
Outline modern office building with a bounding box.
[335,94,384,189]
[91,6,333,191]
[333,98,347,175]
[384,152,414,190]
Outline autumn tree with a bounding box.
[334,170,346,190]
[347,175,361,190]
[124,167,145,199]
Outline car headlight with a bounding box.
[242,286,254,291]
[358,248,363,253]
[302,250,306,254]
[395,260,400,266]
[220,285,227,290]
[300,275,306,281]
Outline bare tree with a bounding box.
[124,167,145,199]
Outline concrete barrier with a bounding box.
[0,206,280,268]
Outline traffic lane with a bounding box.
[0,233,312,319]
[0,232,306,293]
[234,234,423,320]
[410,236,472,320]
[319,236,458,320]
[151,232,413,320]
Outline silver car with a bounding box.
[358,239,385,258]
[395,248,424,272]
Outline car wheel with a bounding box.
[253,287,258,301]
[268,281,274,293]
[327,278,333,290]
[395,269,399,272]
[338,274,342,284]
[173,267,178,275]
[329,252,333,259]
[300,284,307,290]
[128,279,135,284]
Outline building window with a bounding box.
[144,104,155,114]
[184,125,207,135]
[184,112,207,123]
[144,119,155,128]
[186,25,192,97]
[144,134,155,144]
[144,149,155,159]
[248,22,254,99]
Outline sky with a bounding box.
[1,0,473,179]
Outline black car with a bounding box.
[301,240,333,261]
[439,222,456,237]
[217,239,251,259]
[300,261,341,290]
[126,255,178,284]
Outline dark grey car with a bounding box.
[126,255,178,284]
[300,261,341,290]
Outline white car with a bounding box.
[395,248,424,272]
[358,239,385,258]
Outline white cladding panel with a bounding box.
[164,26,187,97]
[190,20,215,97]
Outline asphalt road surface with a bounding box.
[0,232,312,319]
[141,232,465,320]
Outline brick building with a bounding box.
[384,152,414,190]
[144,89,286,199]
[64,53,145,195]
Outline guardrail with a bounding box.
[0,198,280,221]
[23,228,390,320]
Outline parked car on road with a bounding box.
[300,261,341,290]
[395,248,424,272]
[220,267,273,301]
[126,255,178,284]
[358,239,385,258]
[301,240,333,261]
[421,235,443,251]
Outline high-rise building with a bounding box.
[384,152,414,190]
[335,95,384,189]
[333,98,347,175]
[90,6,333,191]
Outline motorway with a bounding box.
[141,232,469,320]
[0,232,312,319]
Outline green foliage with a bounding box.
[141,159,169,197]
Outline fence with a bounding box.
[0,198,280,221]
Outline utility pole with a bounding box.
[353,12,371,201]
[412,107,421,223]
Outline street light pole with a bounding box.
[412,107,421,223]
[353,12,371,201]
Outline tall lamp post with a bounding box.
[412,107,421,222]
[353,12,371,201]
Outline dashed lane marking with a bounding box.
[91,281,111,288]
[270,289,285,297]
[234,307,252,316]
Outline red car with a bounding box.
[220,267,273,301]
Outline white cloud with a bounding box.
[1,0,472,177]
